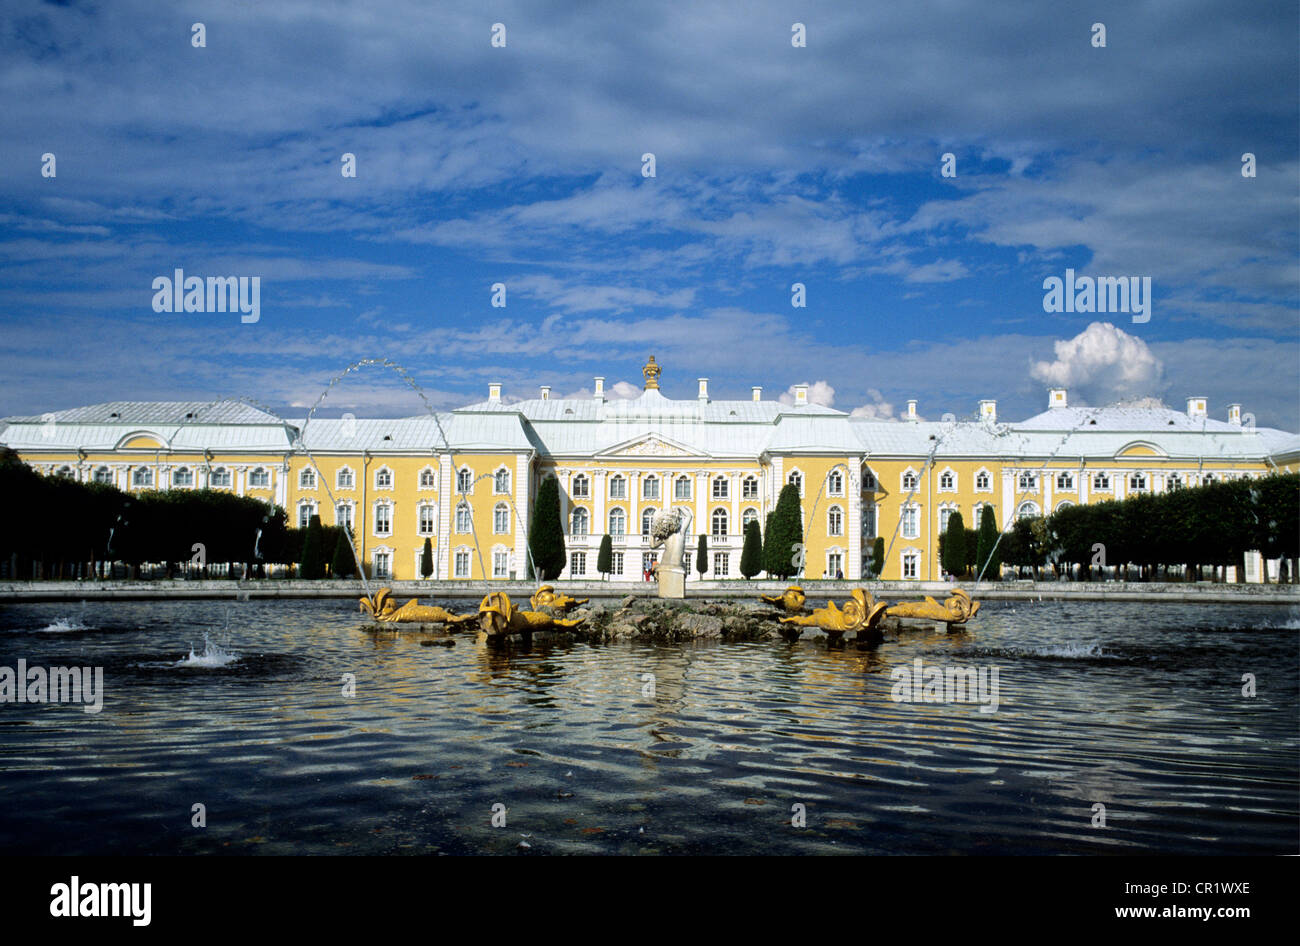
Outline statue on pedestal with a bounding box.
[649,507,692,599]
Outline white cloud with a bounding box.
[1030,321,1164,404]
[849,389,898,420]
[779,380,835,406]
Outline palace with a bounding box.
[2,358,1297,582]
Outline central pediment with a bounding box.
[595,432,708,459]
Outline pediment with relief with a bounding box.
[597,433,707,459]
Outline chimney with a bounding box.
[594,377,605,401]
[1228,403,1241,426]
[488,382,502,403]
[698,378,709,402]
[1049,387,1067,409]
[1187,396,1207,419]
[906,399,917,421]
[539,385,550,401]
[794,384,809,406]
[752,386,762,402]
[979,399,997,423]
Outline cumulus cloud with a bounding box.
[849,389,898,420]
[779,380,835,407]
[557,379,641,401]
[1030,322,1164,404]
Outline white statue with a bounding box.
[650,508,692,598]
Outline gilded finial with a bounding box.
[643,355,662,390]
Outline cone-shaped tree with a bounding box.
[300,514,326,579]
[975,505,1001,580]
[739,519,763,578]
[597,534,613,578]
[420,536,434,579]
[696,534,708,577]
[529,475,566,581]
[764,483,804,579]
[940,511,967,578]
[332,528,356,578]
[871,536,885,578]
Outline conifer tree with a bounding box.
[975,505,1001,580]
[764,483,804,579]
[696,533,708,577]
[420,536,434,579]
[332,528,356,578]
[597,533,613,578]
[300,514,326,579]
[940,511,967,578]
[529,475,566,581]
[740,519,763,578]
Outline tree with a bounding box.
[940,511,967,578]
[420,536,433,579]
[528,475,566,581]
[764,483,804,579]
[300,514,326,579]
[597,534,613,578]
[696,534,708,577]
[870,536,885,579]
[332,528,357,579]
[975,505,1001,580]
[739,519,763,578]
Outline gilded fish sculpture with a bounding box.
[360,587,475,625]
[529,585,589,614]
[885,588,981,626]
[476,591,586,637]
[760,585,807,613]
[778,589,888,638]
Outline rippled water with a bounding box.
[0,597,1295,855]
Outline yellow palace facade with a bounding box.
[3,358,1298,582]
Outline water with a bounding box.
[0,598,1295,855]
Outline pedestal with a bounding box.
[657,564,686,599]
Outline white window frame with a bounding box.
[336,466,355,490]
[493,502,510,534]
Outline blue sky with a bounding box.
[1,0,1297,428]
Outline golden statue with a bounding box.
[642,355,662,390]
[360,587,476,625]
[529,585,589,614]
[886,588,981,626]
[760,585,807,613]
[779,589,888,637]
[476,591,586,637]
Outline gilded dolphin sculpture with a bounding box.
[476,591,586,637]
[529,585,589,614]
[760,585,807,613]
[886,588,981,625]
[360,587,476,625]
[778,589,888,637]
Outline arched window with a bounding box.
[608,475,626,499]
[299,467,316,489]
[862,469,878,491]
[1054,500,1075,513]
[939,507,954,533]
[493,503,510,533]
[297,502,316,529]
[975,470,990,491]
[132,467,153,487]
[1056,471,1074,491]
[1017,471,1037,491]
[1017,501,1039,520]
[788,470,803,493]
[902,470,918,491]
[711,508,728,537]
[1093,472,1110,490]
[373,502,392,535]
[712,476,729,499]
[249,467,270,488]
[494,468,511,493]
[419,467,436,489]
[571,473,590,498]
[641,508,656,535]
[642,475,660,500]
[608,507,626,535]
[1128,472,1147,492]
[828,470,843,496]
[375,467,392,489]
[418,504,436,536]
[455,502,472,533]
[337,467,354,489]
[94,466,113,485]
[336,503,353,531]
[211,467,232,488]
[901,505,919,539]
[456,468,473,494]
[172,466,192,487]
[1167,473,1183,490]
[938,470,954,491]
[827,505,843,536]
[1202,473,1215,484]
[674,476,691,500]
[742,507,758,529]
[570,507,589,536]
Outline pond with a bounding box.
[0,597,1295,855]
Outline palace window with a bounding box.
[374,503,392,536]
[454,550,470,579]
[569,552,587,577]
[975,470,990,492]
[494,468,511,494]
[901,505,919,539]
[938,470,955,491]
[455,502,472,533]
[94,466,114,485]
[249,468,270,488]
[1017,501,1039,520]
[571,473,590,498]
[902,470,918,491]
[712,476,729,499]
[172,466,192,487]
[418,504,436,536]
[862,504,877,538]
[337,503,353,531]
[1093,472,1110,490]
[1055,500,1075,513]
[133,468,154,487]
[683,552,693,575]
[298,503,315,529]
[641,508,656,536]
[742,476,758,499]
[1167,473,1183,490]
[828,470,844,496]
[609,507,627,536]
[643,475,660,500]
[939,507,954,533]
[1202,473,1215,484]
[742,507,758,530]
[300,468,316,489]
[788,470,802,493]
[713,552,729,577]
[211,467,232,488]
[571,507,589,536]
[337,468,354,489]
[611,552,624,575]
[609,474,626,499]
[1056,472,1075,491]
[902,552,919,580]
[711,508,728,538]
[493,503,509,534]
[1017,472,1037,491]
[375,467,392,489]
[828,552,843,578]
[493,551,509,579]
[643,552,658,574]
[827,505,843,537]
[373,551,391,579]
[862,470,878,491]
[457,468,473,494]
[1128,473,1147,492]
[419,467,436,489]
[674,476,691,500]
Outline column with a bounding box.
[438,454,453,579]
[1001,469,1014,530]
[514,454,530,579]
[847,463,862,579]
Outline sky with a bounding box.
[1,0,1297,429]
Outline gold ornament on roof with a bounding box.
[642,355,662,390]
